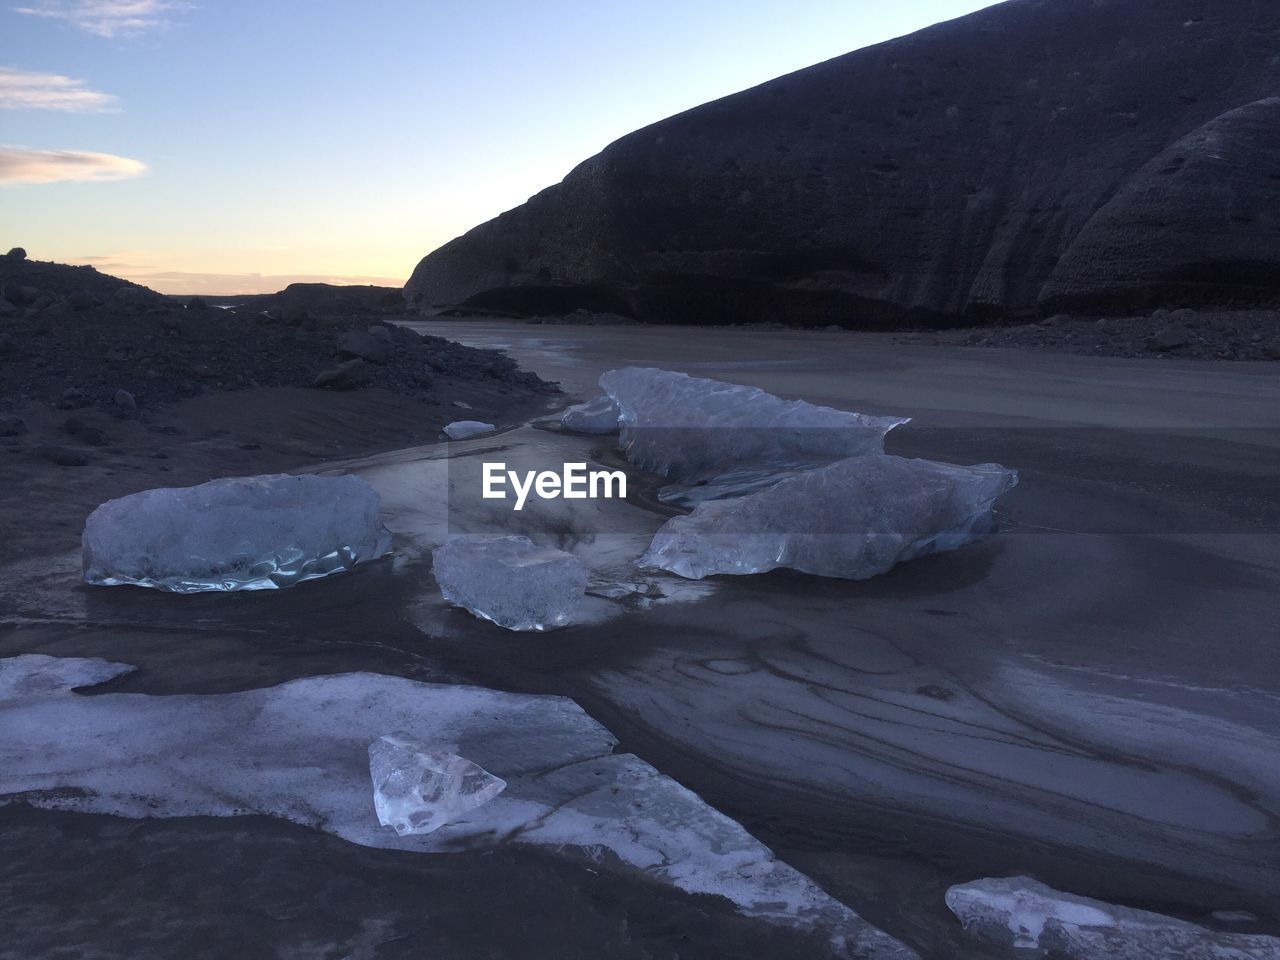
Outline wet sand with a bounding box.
[3,322,1279,958]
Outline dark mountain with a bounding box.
[406,0,1280,327]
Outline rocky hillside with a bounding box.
[406,0,1280,328]
[0,251,552,412]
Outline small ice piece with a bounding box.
[432,535,588,631]
[598,367,908,504]
[946,876,1280,959]
[640,455,1017,580]
[443,420,496,440]
[369,733,506,836]
[560,393,621,434]
[82,473,391,593]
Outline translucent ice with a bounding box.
[946,876,1280,959]
[443,420,496,440]
[559,394,621,434]
[82,473,391,593]
[432,535,588,631]
[598,367,907,504]
[369,734,506,835]
[0,655,918,958]
[640,456,1017,580]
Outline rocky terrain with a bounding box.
[893,307,1280,362]
[0,250,557,558]
[0,250,548,411]
[405,0,1280,328]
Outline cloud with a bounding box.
[12,1,189,37]
[0,67,119,112]
[0,146,147,184]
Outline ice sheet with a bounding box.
[947,876,1280,958]
[0,655,917,959]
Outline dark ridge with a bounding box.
[406,0,1280,328]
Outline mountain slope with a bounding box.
[407,0,1280,327]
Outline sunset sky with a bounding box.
[2,0,994,294]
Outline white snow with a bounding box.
[598,367,907,504]
[81,473,391,593]
[432,535,589,631]
[640,455,1017,580]
[946,876,1280,959]
[443,420,496,440]
[0,655,916,959]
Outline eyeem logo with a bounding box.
[483,462,627,511]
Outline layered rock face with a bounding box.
[407,0,1280,326]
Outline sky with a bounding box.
[2,0,997,294]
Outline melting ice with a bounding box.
[0,654,918,959]
[369,734,506,835]
[443,420,497,440]
[640,456,1017,580]
[559,394,621,434]
[598,366,907,504]
[946,876,1280,959]
[432,535,589,631]
[82,473,391,593]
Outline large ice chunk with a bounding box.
[640,456,1017,580]
[432,535,588,631]
[559,394,621,434]
[82,473,391,593]
[598,367,908,504]
[946,876,1280,959]
[443,420,496,440]
[0,655,918,957]
[369,733,506,835]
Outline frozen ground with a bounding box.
[946,876,1280,958]
[0,654,912,958]
[2,322,1278,958]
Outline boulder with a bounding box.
[111,286,158,310]
[0,415,26,437]
[5,285,41,306]
[405,0,1280,326]
[63,417,109,447]
[281,304,310,327]
[67,290,98,311]
[313,358,372,390]
[37,444,89,467]
[5,247,26,262]
[0,297,15,317]
[336,330,389,364]
[1149,323,1191,351]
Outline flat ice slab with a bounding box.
[443,420,496,440]
[946,876,1280,959]
[599,367,907,503]
[641,456,1017,580]
[0,654,917,959]
[370,734,506,835]
[432,535,588,631]
[82,473,391,593]
[559,394,621,434]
